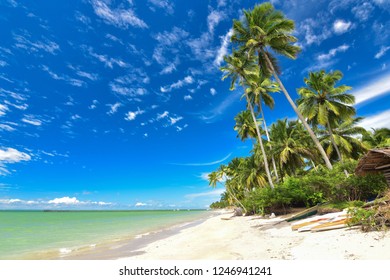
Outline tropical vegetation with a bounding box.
[209,2,389,225]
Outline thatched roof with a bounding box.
[356,148,390,186]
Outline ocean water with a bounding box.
[0,210,211,259]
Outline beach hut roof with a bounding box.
[355,147,390,186]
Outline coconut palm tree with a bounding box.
[234,110,260,141]
[269,119,317,178]
[208,167,247,211]
[318,117,369,160]
[362,128,390,148]
[297,70,355,163]
[245,72,280,181]
[231,2,333,170]
[221,52,275,188]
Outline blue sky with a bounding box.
[0,0,389,210]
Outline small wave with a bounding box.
[134,232,151,239]
[59,248,72,254]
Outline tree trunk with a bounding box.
[258,100,280,183]
[326,121,349,177]
[244,92,275,189]
[263,53,333,170]
[225,185,247,213]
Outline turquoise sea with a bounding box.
[0,210,212,259]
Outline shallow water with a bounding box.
[0,210,210,259]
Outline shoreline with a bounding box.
[118,211,390,260]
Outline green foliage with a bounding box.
[348,207,377,232]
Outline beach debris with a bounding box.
[270,213,276,218]
[233,207,243,217]
[285,204,320,222]
[290,210,350,232]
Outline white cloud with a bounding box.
[160,76,194,92]
[375,46,390,59]
[358,109,390,129]
[107,102,121,115]
[48,197,80,205]
[214,29,233,67]
[135,202,147,207]
[169,116,183,125]
[333,19,352,34]
[125,108,145,121]
[207,9,226,34]
[184,95,192,101]
[90,0,148,29]
[353,73,390,105]
[198,93,239,123]
[0,198,23,204]
[84,46,129,69]
[352,2,374,22]
[0,124,16,131]
[0,104,9,116]
[13,33,60,55]
[160,63,177,75]
[0,196,113,207]
[148,0,174,14]
[157,111,169,120]
[41,65,85,87]
[172,153,232,166]
[317,44,350,61]
[298,18,332,46]
[199,172,211,181]
[210,88,217,96]
[304,44,350,72]
[0,148,31,163]
[22,115,43,126]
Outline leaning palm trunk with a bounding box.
[258,100,280,182]
[226,186,247,212]
[263,54,333,170]
[244,92,275,188]
[326,121,349,177]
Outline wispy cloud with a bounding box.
[107,102,121,115]
[21,115,43,126]
[197,93,239,123]
[148,0,174,15]
[185,188,225,199]
[90,0,148,29]
[353,72,390,105]
[41,65,85,87]
[358,109,390,129]
[0,147,31,176]
[160,76,194,92]
[304,44,350,73]
[83,46,129,69]
[214,29,233,67]
[207,9,226,35]
[172,153,232,166]
[13,32,60,55]
[375,46,390,59]
[125,108,145,121]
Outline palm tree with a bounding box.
[318,117,369,160]
[208,167,247,211]
[245,72,281,182]
[221,52,275,188]
[269,119,317,178]
[234,110,260,141]
[362,128,390,148]
[231,2,333,169]
[297,70,355,163]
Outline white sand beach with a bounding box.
[121,211,390,260]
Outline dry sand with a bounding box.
[121,211,390,260]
